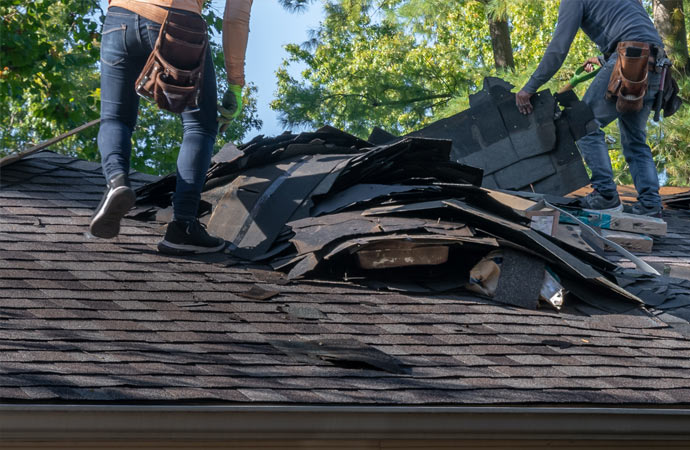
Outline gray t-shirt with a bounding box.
[523,0,663,93]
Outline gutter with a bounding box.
[1,405,690,442]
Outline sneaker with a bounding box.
[624,202,663,218]
[89,173,136,239]
[578,189,623,212]
[158,219,226,255]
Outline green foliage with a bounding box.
[274,0,690,186]
[273,0,597,136]
[0,1,261,176]
[1,0,102,157]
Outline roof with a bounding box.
[2,150,690,409]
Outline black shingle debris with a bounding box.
[77,76,690,344]
[4,151,690,406]
[385,77,596,195]
[127,121,685,318]
[200,133,481,262]
[663,191,690,210]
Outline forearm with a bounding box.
[523,0,582,93]
[523,46,572,93]
[223,0,253,86]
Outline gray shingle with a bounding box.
[1,152,690,407]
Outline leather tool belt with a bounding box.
[605,41,651,113]
[135,10,208,114]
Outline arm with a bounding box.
[218,0,253,126]
[222,0,253,87]
[522,0,584,94]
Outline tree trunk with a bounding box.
[488,17,515,70]
[652,0,690,71]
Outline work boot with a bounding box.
[578,189,623,212]
[158,219,226,255]
[89,173,136,239]
[624,202,663,218]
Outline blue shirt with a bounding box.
[523,0,663,93]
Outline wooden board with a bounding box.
[484,189,537,211]
[559,209,667,236]
[555,224,653,253]
[525,210,560,236]
[600,229,654,253]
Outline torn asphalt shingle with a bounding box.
[4,104,690,406]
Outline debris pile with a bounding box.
[663,191,690,210]
[135,130,638,313]
[373,77,598,196]
[133,77,690,322]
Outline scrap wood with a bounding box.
[287,213,470,255]
[440,199,642,306]
[559,207,667,236]
[323,234,498,260]
[548,202,660,275]
[286,233,499,280]
[355,241,450,270]
[602,229,653,253]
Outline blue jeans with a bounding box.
[98,6,217,221]
[577,52,662,208]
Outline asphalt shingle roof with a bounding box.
[2,151,690,405]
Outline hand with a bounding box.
[582,56,602,73]
[515,90,534,115]
[218,84,243,133]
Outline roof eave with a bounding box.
[1,404,690,442]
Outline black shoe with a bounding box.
[624,202,663,218]
[578,189,623,212]
[158,219,226,255]
[89,173,136,239]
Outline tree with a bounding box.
[1,1,102,158]
[0,1,262,176]
[653,0,690,72]
[273,0,594,137]
[482,0,514,69]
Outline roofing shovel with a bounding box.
[557,65,601,94]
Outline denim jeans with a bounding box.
[98,6,217,221]
[577,52,662,208]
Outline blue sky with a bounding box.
[242,2,323,136]
[99,1,323,137]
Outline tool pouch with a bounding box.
[135,11,208,114]
[605,41,650,113]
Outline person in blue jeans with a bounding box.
[89,0,253,253]
[515,0,665,217]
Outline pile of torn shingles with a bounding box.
[372,77,597,196]
[132,79,690,334]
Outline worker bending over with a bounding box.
[516,0,665,217]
